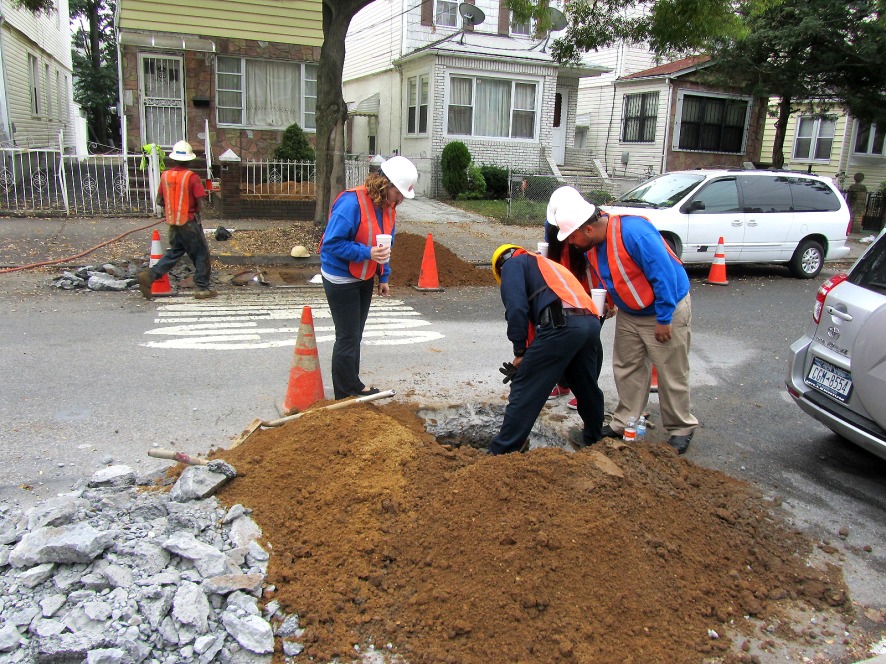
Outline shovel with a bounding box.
[148,449,238,478]
[230,389,396,449]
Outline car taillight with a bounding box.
[813,273,848,323]
[846,219,852,236]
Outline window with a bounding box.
[853,120,886,156]
[29,54,40,116]
[407,75,429,134]
[45,65,52,120]
[738,176,793,213]
[788,177,841,212]
[676,93,749,153]
[622,92,658,143]
[216,56,318,130]
[793,116,835,160]
[56,71,63,122]
[689,178,739,213]
[435,0,457,27]
[511,11,531,36]
[447,75,538,139]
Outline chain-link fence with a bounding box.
[506,171,621,224]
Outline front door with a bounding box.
[552,87,568,165]
[139,54,185,148]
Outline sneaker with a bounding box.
[548,385,571,399]
[566,397,578,410]
[194,289,218,299]
[136,269,154,300]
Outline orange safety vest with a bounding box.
[586,214,681,311]
[322,186,396,280]
[160,169,196,226]
[512,248,599,316]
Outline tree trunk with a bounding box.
[88,0,109,146]
[770,96,791,169]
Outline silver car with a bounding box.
[786,229,886,460]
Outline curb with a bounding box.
[215,254,320,266]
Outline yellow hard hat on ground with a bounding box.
[491,244,523,283]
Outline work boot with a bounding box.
[194,289,218,299]
[667,433,694,455]
[567,426,594,449]
[136,269,154,300]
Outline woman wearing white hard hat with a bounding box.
[319,155,418,399]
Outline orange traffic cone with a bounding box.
[413,233,445,292]
[649,365,659,393]
[280,306,325,415]
[706,236,729,286]
[148,229,174,296]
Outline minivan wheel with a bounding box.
[789,239,824,279]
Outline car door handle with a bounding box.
[826,306,853,321]
[731,219,743,226]
[746,219,757,227]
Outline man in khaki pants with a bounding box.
[553,197,698,454]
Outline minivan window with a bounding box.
[849,235,886,294]
[788,177,841,212]
[739,175,792,213]
[687,178,739,213]
[615,172,704,208]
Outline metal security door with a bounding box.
[140,55,184,148]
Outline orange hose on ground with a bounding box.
[0,220,161,274]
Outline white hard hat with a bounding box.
[555,194,597,241]
[546,186,583,227]
[169,140,196,162]
[380,155,418,199]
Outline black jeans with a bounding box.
[322,276,375,399]
[150,220,211,290]
[490,314,604,454]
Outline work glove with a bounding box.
[499,361,518,384]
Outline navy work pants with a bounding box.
[490,314,604,454]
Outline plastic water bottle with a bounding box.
[623,418,637,443]
[636,416,647,441]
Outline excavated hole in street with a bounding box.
[416,403,571,451]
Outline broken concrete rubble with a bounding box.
[0,466,302,663]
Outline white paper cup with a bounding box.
[537,242,549,257]
[591,288,607,315]
[376,234,392,264]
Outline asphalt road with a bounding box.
[0,260,884,644]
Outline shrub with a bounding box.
[480,164,509,199]
[440,141,471,198]
[457,163,487,200]
[582,189,616,205]
[274,123,316,162]
[522,175,560,201]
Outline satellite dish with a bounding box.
[458,2,486,27]
[547,7,568,32]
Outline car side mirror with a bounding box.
[684,200,705,213]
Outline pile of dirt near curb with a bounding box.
[215,402,852,663]
[388,232,497,288]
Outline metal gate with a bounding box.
[0,131,161,215]
[140,54,184,148]
[862,193,884,232]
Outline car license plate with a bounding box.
[805,358,853,403]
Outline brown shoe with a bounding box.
[136,270,154,300]
[194,289,218,299]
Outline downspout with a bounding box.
[660,77,673,174]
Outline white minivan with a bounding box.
[602,169,852,278]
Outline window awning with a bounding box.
[348,93,380,117]
[119,30,216,53]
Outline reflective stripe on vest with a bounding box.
[509,248,598,315]
[161,169,195,226]
[587,215,681,311]
[322,186,396,280]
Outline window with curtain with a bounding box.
[677,94,748,153]
[435,0,457,26]
[446,75,538,139]
[853,120,885,156]
[793,116,836,160]
[621,92,658,142]
[407,75,429,134]
[216,57,318,130]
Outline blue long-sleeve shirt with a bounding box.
[320,191,393,283]
[499,254,560,357]
[588,215,689,324]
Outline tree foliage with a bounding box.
[71,0,120,148]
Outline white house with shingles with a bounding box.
[0,0,74,148]
[342,0,609,196]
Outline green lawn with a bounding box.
[445,198,547,226]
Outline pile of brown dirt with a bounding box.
[388,232,497,288]
[215,403,851,663]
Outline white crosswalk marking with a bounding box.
[141,291,444,350]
